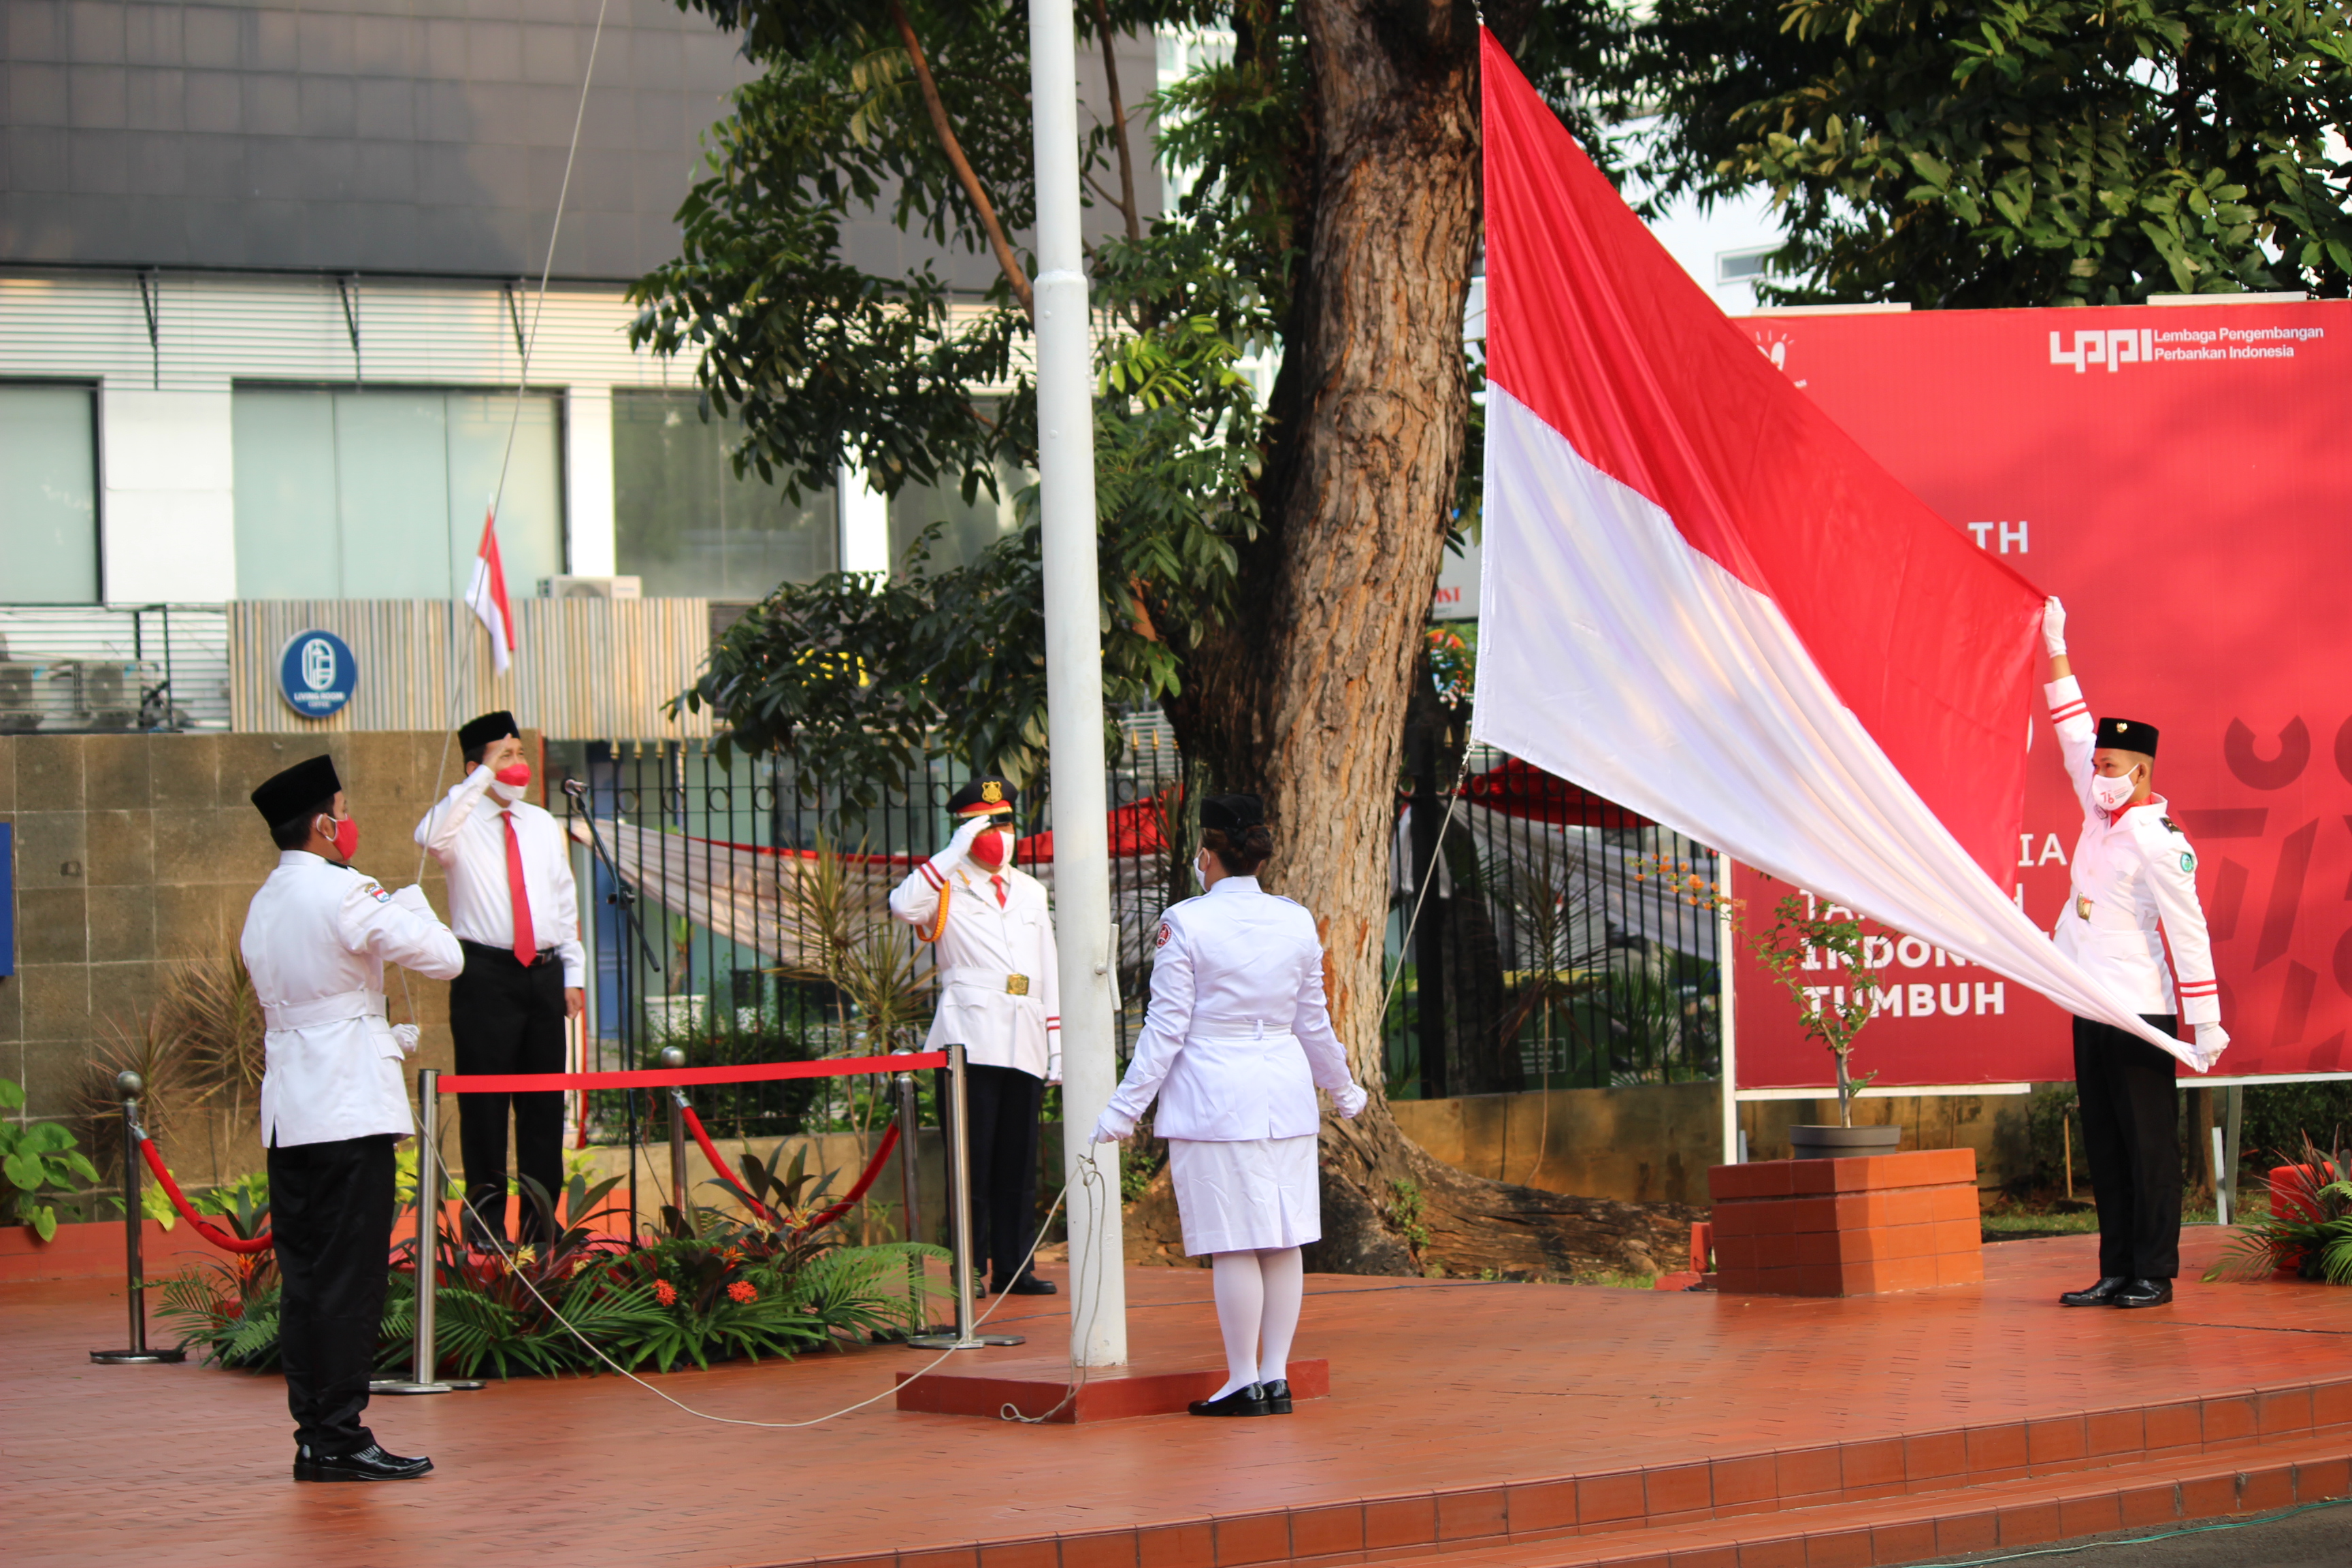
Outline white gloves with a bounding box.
[393,1024,422,1058]
[1333,1083,1368,1120]
[2193,1022,2230,1071]
[2042,596,2068,659]
[1045,1056,1063,1088]
[389,884,436,918]
[1090,1107,1137,1144]
[936,815,994,872]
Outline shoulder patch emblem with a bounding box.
[1155,921,1173,949]
[361,881,391,904]
[2180,851,2196,875]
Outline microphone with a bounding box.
[561,777,588,801]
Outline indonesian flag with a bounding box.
[1473,32,2195,1066]
[464,507,517,678]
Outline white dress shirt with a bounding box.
[888,851,1061,1081]
[1105,876,1355,1140]
[2046,676,2221,1026]
[243,852,464,1147]
[413,766,586,985]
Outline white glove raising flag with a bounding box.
[463,506,517,678]
[1473,31,2193,1068]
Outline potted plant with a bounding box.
[1750,889,1899,1158]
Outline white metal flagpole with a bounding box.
[1029,0,1126,1366]
[1718,854,1740,1167]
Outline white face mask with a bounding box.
[2090,766,2140,812]
[1191,852,1208,892]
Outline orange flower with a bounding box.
[652,1279,678,1307]
[726,1280,757,1305]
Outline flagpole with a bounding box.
[1029,0,1125,1367]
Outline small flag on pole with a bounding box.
[464,507,517,678]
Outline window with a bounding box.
[1717,247,1776,285]
[612,391,836,598]
[887,457,1028,577]
[231,389,565,599]
[0,385,99,603]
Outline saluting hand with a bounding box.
[939,815,994,869]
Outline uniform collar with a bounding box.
[278,849,334,868]
[1209,875,1262,896]
[2108,790,2166,828]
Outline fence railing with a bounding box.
[557,719,1720,1150]
[0,604,230,734]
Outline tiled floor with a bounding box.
[4,1230,2345,1567]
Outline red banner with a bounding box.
[1731,300,2351,1088]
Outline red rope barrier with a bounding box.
[438,1050,947,1096]
[675,1105,903,1235]
[137,1138,274,1256]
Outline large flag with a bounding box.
[1473,31,2198,1067]
[464,507,517,678]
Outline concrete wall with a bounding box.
[1394,1084,2028,1206]
[0,729,511,1187]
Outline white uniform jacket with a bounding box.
[242,851,465,1148]
[2046,676,2221,1028]
[887,853,1060,1082]
[1105,877,1354,1141]
[413,766,586,986]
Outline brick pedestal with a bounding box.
[1709,1147,1984,1296]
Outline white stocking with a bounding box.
[1256,1246,1303,1385]
[1208,1251,1265,1399]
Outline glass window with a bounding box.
[886,456,1027,577]
[612,390,837,598]
[0,385,100,604]
[231,388,564,599]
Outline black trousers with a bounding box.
[451,941,568,1244]
[2074,1013,2183,1280]
[943,1063,1045,1284]
[267,1132,395,1456]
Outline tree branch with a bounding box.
[1088,0,1143,244]
[885,0,1036,320]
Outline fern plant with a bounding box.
[2208,1136,2352,1285]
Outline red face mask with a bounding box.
[968,825,1011,870]
[322,815,361,862]
[495,762,532,788]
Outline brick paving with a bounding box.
[4,1230,2347,1568]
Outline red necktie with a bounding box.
[992,874,1007,909]
[503,811,537,964]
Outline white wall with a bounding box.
[98,387,238,604]
[565,385,619,578]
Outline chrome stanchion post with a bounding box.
[909,1044,1020,1349]
[896,1068,926,1328]
[91,1071,186,1365]
[374,1068,482,1394]
[659,1047,693,1237]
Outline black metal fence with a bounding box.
[551,722,1720,1149]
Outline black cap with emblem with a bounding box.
[250,753,342,827]
[947,775,1019,821]
[459,710,520,753]
[2095,717,2159,757]
[1200,793,1265,835]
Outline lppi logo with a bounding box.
[2050,327,2156,373]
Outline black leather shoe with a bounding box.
[2111,1278,2173,1308]
[2059,1276,2129,1307]
[296,1443,434,1482]
[996,1274,1058,1295]
[1188,1384,1268,1417]
[1261,1378,1293,1414]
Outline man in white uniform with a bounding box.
[242,754,463,1481]
[2043,599,2227,1310]
[887,776,1061,1294]
[414,711,585,1249]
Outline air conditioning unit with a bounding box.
[542,576,643,600]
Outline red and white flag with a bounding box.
[464,507,517,678]
[1473,32,2193,1065]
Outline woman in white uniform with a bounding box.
[1091,794,1367,1417]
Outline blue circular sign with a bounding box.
[278,630,357,719]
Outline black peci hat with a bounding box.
[2095,717,2159,757]
[947,775,1019,821]
[459,710,520,753]
[250,754,342,827]
[1200,794,1265,836]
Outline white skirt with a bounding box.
[1167,1134,1320,1256]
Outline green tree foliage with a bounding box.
[1622,0,2352,307]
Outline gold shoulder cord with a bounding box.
[918,878,951,945]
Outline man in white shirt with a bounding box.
[887,776,1062,1294]
[2042,600,2227,1310]
[242,753,462,1481]
[413,711,585,1249]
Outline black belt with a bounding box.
[461,939,559,970]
